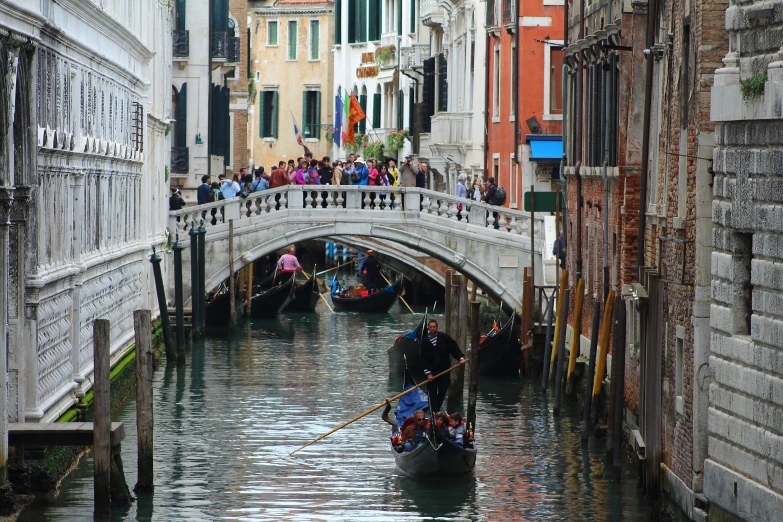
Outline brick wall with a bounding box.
[230,0,249,172]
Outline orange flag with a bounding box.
[346,93,366,145]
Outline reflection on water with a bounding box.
[21,305,674,521]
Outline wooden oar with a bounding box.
[380,273,415,314]
[315,260,355,276]
[289,361,464,456]
[318,292,334,313]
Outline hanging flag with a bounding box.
[342,92,350,145]
[290,110,311,155]
[346,93,366,145]
[334,96,343,147]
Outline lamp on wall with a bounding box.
[526,117,542,135]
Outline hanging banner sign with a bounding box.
[361,52,376,64]
[356,66,379,78]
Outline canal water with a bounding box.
[21,303,681,521]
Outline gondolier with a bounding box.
[361,250,383,291]
[421,319,465,412]
[277,247,303,274]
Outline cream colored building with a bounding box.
[249,0,335,169]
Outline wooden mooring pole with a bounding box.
[549,270,568,382]
[566,278,585,395]
[540,292,555,391]
[612,300,627,469]
[133,310,154,492]
[466,301,481,432]
[189,221,201,339]
[228,219,236,330]
[149,248,174,358]
[172,235,186,364]
[445,271,468,414]
[93,319,111,517]
[553,289,570,416]
[582,304,601,441]
[197,220,207,336]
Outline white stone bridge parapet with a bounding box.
[167,186,544,313]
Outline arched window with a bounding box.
[373,85,382,129]
[359,85,368,134]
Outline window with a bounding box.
[302,91,321,139]
[544,42,564,118]
[335,0,342,44]
[310,20,320,59]
[373,89,382,129]
[349,0,367,43]
[410,0,416,33]
[510,39,516,120]
[397,0,403,35]
[437,53,448,112]
[369,0,382,41]
[259,91,279,138]
[359,86,368,134]
[287,21,297,60]
[268,21,279,46]
[492,46,500,119]
[509,154,518,208]
[676,336,683,399]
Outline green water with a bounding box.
[20,304,678,521]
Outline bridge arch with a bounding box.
[167,186,543,313]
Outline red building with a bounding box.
[485,0,564,210]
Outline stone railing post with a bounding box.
[345,187,362,209]
[287,186,304,208]
[404,189,421,213]
[224,198,241,222]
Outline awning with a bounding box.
[527,135,563,161]
[377,68,397,84]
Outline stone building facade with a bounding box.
[643,0,728,516]
[705,3,783,520]
[0,0,171,457]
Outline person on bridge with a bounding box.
[416,163,428,189]
[197,175,213,204]
[351,157,369,185]
[270,161,287,188]
[399,155,417,187]
[421,319,466,413]
[277,247,303,275]
[361,250,383,291]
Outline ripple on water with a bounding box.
[20,311,668,521]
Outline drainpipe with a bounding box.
[483,32,491,179]
[575,0,585,282]
[513,0,520,168]
[638,0,659,276]
[207,0,213,181]
[602,2,612,300]
[559,0,569,269]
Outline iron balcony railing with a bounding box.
[212,31,228,60]
[227,36,240,63]
[502,0,515,27]
[171,147,189,174]
[173,30,189,58]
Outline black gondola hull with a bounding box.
[283,274,320,312]
[250,275,295,318]
[478,317,521,377]
[204,292,244,328]
[331,278,403,313]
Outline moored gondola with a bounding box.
[478,314,520,377]
[331,277,403,313]
[388,316,426,377]
[204,284,244,328]
[283,269,320,312]
[250,273,295,318]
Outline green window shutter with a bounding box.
[302,92,309,138]
[398,89,404,130]
[288,21,297,60]
[397,0,402,36]
[410,0,415,33]
[311,21,320,59]
[368,0,378,41]
[360,0,367,42]
[359,94,367,134]
[347,0,355,43]
[409,85,415,133]
[177,0,186,30]
[269,21,278,46]
[335,0,342,44]
[259,92,267,137]
[315,91,322,139]
[373,92,381,129]
[438,53,448,112]
[176,83,187,147]
[271,91,279,138]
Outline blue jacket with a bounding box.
[250,177,269,192]
[352,165,369,185]
[220,179,235,200]
[197,183,213,204]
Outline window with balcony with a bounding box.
[310,20,320,59]
[486,0,497,27]
[173,0,189,57]
[369,0,382,41]
[171,84,188,173]
[259,91,279,138]
[410,0,416,33]
[288,21,298,60]
[303,90,322,139]
[349,0,367,43]
[268,21,279,46]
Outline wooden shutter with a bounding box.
[315,91,322,139]
[177,0,186,30]
[303,92,310,138]
[335,0,342,44]
[259,92,267,137]
[176,83,187,147]
[409,85,415,133]
[398,89,404,130]
[438,53,448,112]
[373,92,381,129]
[359,94,367,134]
[360,0,367,42]
[422,57,434,131]
[397,0,403,36]
[410,0,415,33]
[271,91,279,138]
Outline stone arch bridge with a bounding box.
[167,186,544,313]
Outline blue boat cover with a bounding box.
[402,328,418,340]
[395,383,429,430]
[383,284,396,292]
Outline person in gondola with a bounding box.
[277,247,303,274]
[421,319,466,413]
[448,412,466,447]
[361,250,383,292]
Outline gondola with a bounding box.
[434,429,477,474]
[388,316,426,377]
[249,273,295,318]
[478,314,520,377]
[393,434,439,477]
[283,267,320,312]
[204,284,244,328]
[331,276,403,313]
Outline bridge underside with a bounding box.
[167,208,539,314]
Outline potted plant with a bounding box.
[375,45,396,67]
[364,140,384,160]
[386,129,410,153]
